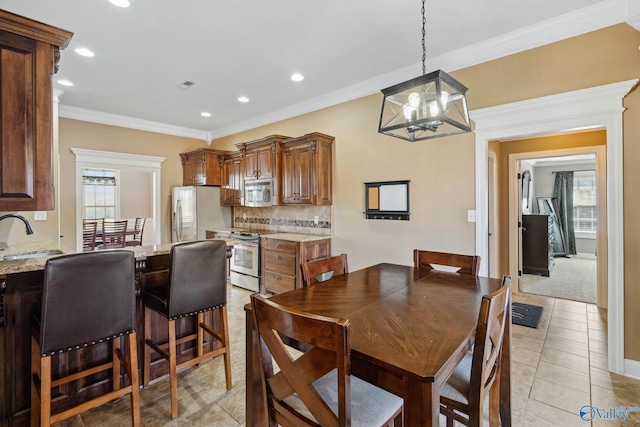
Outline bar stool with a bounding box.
[141,240,231,419]
[31,251,139,427]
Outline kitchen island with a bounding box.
[0,239,233,427]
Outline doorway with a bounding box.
[514,151,602,305]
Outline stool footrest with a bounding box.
[51,361,114,388]
[199,322,223,343]
[177,346,227,371]
[50,384,134,424]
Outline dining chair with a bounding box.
[413,249,480,276]
[100,220,128,249]
[301,254,349,285]
[140,240,231,419]
[439,275,511,427]
[125,217,146,247]
[31,251,139,427]
[251,293,404,427]
[82,221,97,252]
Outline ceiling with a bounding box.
[0,0,616,140]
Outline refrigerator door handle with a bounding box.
[175,199,183,242]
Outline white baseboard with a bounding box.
[624,359,640,379]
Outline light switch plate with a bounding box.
[314,215,319,225]
[34,211,47,221]
[467,210,476,222]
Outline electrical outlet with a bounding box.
[313,215,319,225]
[34,211,47,221]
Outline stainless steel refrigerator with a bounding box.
[172,186,231,242]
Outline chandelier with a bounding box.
[378,0,471,142]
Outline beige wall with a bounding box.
[58,119,207,247]
[211,24,640,360]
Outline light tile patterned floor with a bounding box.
[55,286,640,426]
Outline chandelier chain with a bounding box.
[421,0,426,75]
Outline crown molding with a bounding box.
[209,0,626,140]
[58,105,209,141]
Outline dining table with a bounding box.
[245,263,511,427]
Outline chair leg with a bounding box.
[197,312,204,358]
[143,306,151,387]
[127,333,141,427]
[39,356,52,427]
[112,337,121,391]
[168,319,178,419]
[31,336,41,427]
[489,370,501,427]
[220,306,232,390]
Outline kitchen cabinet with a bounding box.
[0,10,72,211]
[522,214,554,277]
[261,237,331,294]
[221,153,243,206]
[237,135,289,181]
[280,132,333,205]
[179,148,229,186]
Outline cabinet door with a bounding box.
[0,32,54,210]
[295,145,313,204]
[281,148,297,204]
[221,158,242,205]
[256,146,274,179]
[231,159,242,204]
[244,149,258,179]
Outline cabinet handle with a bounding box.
[277,255,282,260]
[276,276,281,280]
[276,244,281,248]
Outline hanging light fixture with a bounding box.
[378,0,471,142]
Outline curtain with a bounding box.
[553,172,577,255]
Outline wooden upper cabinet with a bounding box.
[280,132,333,206]
[0,11,72,211]
[221,153,242,206]
[179,148,228,186]
[236,135,289,181]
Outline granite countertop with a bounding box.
[262,233,331,242]
[0,238,236,275]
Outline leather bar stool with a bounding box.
[31,251,139,427]
[141,240,231,419]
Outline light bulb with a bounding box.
[403,104,417,121]
[408,92,421,108]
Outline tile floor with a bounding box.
[55,286,640,426]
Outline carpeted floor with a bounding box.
[522,253,596,303]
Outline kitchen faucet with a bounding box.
[0,214,34,235]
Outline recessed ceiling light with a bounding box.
[75,48,95,57]
[57,79,74,87]
[201,112,211,117]
[291,73,304,82]
[238,96,250,103]
[109,0,130,7]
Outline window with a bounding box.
[573,170,596,233]
[83,168,118,219]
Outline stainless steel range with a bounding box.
[229,230,279,292]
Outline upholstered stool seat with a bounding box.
[30,251,139,427]
[141,239,231,419]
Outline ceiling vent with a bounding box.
[177,81,195,90]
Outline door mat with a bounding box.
[512,302,544,328]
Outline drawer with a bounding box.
[263,251,296,276]
[262,239,296,253]
[263,271,296,294]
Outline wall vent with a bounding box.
[177,81,195,90]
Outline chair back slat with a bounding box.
[301,254,349,286]
[413,249,480,276]
[252,294,350,427]
[82,221,97,251]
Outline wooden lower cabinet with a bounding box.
[0,255,225,427]
[261,237,331,294]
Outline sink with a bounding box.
[2,249,64,261]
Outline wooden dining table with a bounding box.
[245,263,511,427]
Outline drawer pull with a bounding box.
[276,244,281,248]
[277,255,282,260]
[276,276,281,280]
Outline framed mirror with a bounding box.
[522,170,532,214]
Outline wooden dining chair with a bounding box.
[100,220,128,249]
[301,254,349,285]
[82,221,97,252]
[413,249,480,276]
[251,293,404,427]
[439,275,511,427]
[126,217,146,247]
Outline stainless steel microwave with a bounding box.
[244,179,274,207]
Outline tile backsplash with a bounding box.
[234,205,331,235]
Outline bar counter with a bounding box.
[0,239,234,427]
